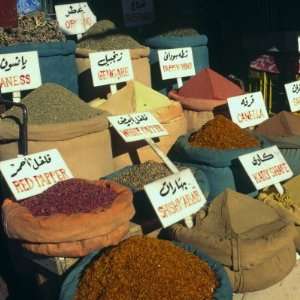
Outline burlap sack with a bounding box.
[224,241,296,292]
[0,115,114,179]
[76,47,151,101]
[169,189,297,291]
[2,180,134,243]
[22,222,130,257]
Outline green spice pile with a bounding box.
[75,236,218,300]
[78,20,143,51]
[3,83,102,124]
[0,12,65,46]
[109,161,172,191]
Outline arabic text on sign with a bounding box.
[159,177,189,197]
[241,95,255,108]
[131,0,146,11]
[163,49,189,62]
[97,51,123,67]
[292,82,300,94]
[65,4,86,17]
[0,56,28,72]
[251,152,274,166]
[117,114,149,127]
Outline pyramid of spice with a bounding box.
[77,20,143,51]
[20,179,117,217]
[189,115,259,149]
[74,236,218,300]
[0,12,65,46]
[3,83,102,124]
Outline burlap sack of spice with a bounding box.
[255,111,300,176]
[92,81,187,171]
[170,189,297,292]
[76,47,151,102]
[2,180,135,257]
[168,116,269,200]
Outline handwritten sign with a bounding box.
[0,51,41,94]
[121,0,155,27]
[0,149,73,201]
[284,80,300,112]
[89,49,134,87]
[55,2,96,35]
[144,168,206,228]
[158,48,195,81]
[108,112,168,142]
[227,91,269,128]
[238,145,293,191]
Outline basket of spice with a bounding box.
[0,83,114,179]
[168,115,271,201]
[59,236,232,300]
[1,178,135,257]
[76,19,151,102]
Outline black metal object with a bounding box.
[0,95,28,155]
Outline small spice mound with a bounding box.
[258,187,294,209]
[189,115,260,149]
[21,179,117,216]
[160,27,199,37]
[4,83,102,124]
[0,12,65,46]
[83,19,117,37]
[75,236,218,300]
[110,161,171,191]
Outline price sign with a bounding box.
[108,112,168,142]
[284,80,300,112]
[0,51,41,94]
[238,145,293,191]
[89,49,134,87]
[0,149,73,201]
[158,48,195,81]
[121,0,155,27]
[144,168,206,228]
[55,2,96,35]
[227,91,269,128]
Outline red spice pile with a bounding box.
[20,179,117,216]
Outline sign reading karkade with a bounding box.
[0,149,73,201]
[0,51,41,93]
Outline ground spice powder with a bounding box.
[75,236,217,300]
[189,115,259,149]
[20,179,117,216]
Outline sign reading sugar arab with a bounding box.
[108,112,168,142]
[238,145,293,190]
[144,168,206,228]
[227,92,269,128]
[0,149,74,201]
[284,80,300,112]
[121,0,155,27]
[158,48,196,80]
[0,51,41,93]
[89,49,134,87]
[55,2,96,35]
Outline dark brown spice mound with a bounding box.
[189,115,260,149]
[21,179,117,216]
[75,236,218,300]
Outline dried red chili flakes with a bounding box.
[75,236,218,300]
[20,179,117,217]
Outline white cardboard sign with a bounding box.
[121,0,155,27]
[238,145,293,190]
[0,51,41,94]
[284,80,300,112]
[55,2,96,35]
[144,168,206,228]
[89,49,134,86]
[227,91,269,128]
[0,149,74,201]
[108,112,168,142]
[158,47,195,80]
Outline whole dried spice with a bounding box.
[20,179,117,216]
[258,187,294,209]
[0,12,65,46]
[3,83,102,124]
[110,161,172,191]
[75,236,218,300]
[189,115,260,149]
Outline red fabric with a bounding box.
[0,0,17,28]
[178,68,244,100]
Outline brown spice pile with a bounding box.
[75,236,217,300]
[189,115,259,149]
